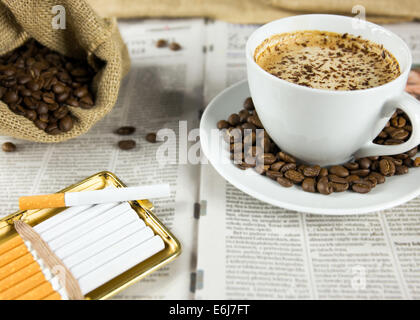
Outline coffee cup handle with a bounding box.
[354,92,420,159]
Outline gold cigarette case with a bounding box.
[0,171,181,300]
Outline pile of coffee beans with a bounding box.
[217,97,420,194]
[0,39,95,135]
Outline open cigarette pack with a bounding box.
[0,171,181,300]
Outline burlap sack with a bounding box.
[87,0,419,24]
[0,0,130,143]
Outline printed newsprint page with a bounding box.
[0,19,205,299]
[196,21,420,299]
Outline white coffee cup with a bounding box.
[246,14,420,166]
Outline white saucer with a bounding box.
[200,80,420,215]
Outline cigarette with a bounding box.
[19,184,171,210]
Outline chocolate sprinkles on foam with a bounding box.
[254,30,401,91]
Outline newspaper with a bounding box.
[0,18,419,300]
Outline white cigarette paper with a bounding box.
[78,235,165,294]
[64,184,170,206]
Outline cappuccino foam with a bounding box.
[254,31,401,91]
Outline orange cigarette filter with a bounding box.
[0,261,41,293]
[15,281,55,300]
[19,193,65,211]
[0,253,35,281]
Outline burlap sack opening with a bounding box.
[0,0,130,143]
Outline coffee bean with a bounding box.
[346,175,361,185]
[407,147,418,158]
[34,119,47,130]
[284,170,304,183]
[369,172,385,184]
[277,151,296,163]
[404,158,413,167]
[344,162,359,170]
[53,106,69,119]
[302,178,316,192]
[115,126,136,135]
[146,132,157,143]
[280,163,296,173]
[118,140,136,150]
[156,39,168,48]
[328,174,348,184]
[317,177,332,195]
[379,158,396,176]
[2,142,16,152]
[331,181,349,192]
[384,139,404,145]
[37,103,49,115]
[242,123,256,131]
[52,83,66,94]
[302,165,320,177]
[169,42,182,51]
[238,109,250,123]
[270,161,285,172]
[257,153,276,165]
[247,114,263,128]
[319,168,328,177]
[266,170,283,180]
[394,165,408,175]
[243,97,254,110]
[276,176,293,188]
[391,116,406,128]
[414,157,420,167]
[358,158,372,169]
[74,86,88,98]
[365,176,377,188]
[58,115,73,132]
[329,165,349,177]
[390,128,409,140]
[25,109,37,121]
[352,181,371,193]
[3,90,18,104]
[350,169,370,177]
[227,114,240,126]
